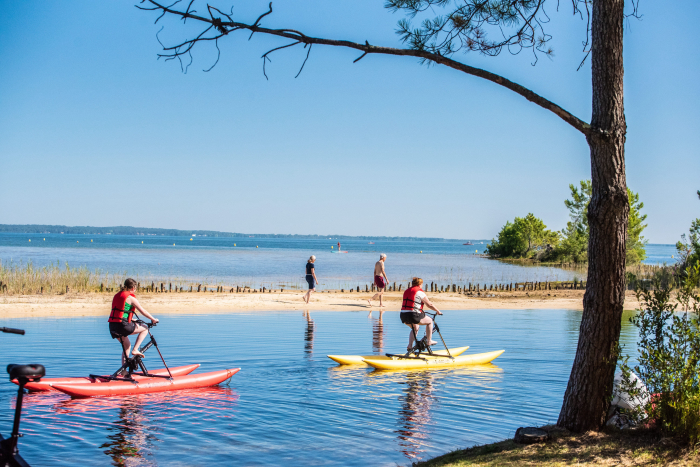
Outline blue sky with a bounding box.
[0,0,697,242]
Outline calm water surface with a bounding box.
[0,233,677,288]
[0,310,639,466]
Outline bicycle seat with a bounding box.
[7,364,45,382]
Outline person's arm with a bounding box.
[312,266,318,283]
[381,262,388,282]
[129,297,159,323]
[421,295,443,315]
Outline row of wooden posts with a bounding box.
[0,279,587,295]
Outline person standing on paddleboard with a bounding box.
[303,256,319,303]
[108,278,159,364]
[400,277,442,351]
[367,254,388,308]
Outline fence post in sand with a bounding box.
[40,286,43,294]
[197,284,201,292]
[366,284,369,292]
[66,286,69,294]
[263,287,266,293]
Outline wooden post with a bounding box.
[40,286,43,294]
[66,286,69,294]
[366,284,369,292]
[197,284,201,292]
[100,283,104,292]
[263,287,266,293]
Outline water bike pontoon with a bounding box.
[362,312,504,370]
[327,346,470,365]
[28,319,238,398]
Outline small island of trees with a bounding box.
[486,180,648,264]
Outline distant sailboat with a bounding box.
[463,242,473,245]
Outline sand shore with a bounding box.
[0,289,642,319]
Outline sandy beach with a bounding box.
[0,289,642,319]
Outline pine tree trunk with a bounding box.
[557,0,628,432]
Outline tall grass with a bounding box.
[0,260,125,295]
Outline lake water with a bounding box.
[0,233,677,290]
[0,309,640,466]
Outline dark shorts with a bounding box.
[400,311,426,325]
[374,275,386,289]
[109,321,136,339]
[306,275,315,290]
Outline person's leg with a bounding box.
[407,323,420,350]
[419,316,436,345]
[378,289,385,307]
[118,336,131,366]
[130,324,148,357]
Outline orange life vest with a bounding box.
[401,286,425,313]
[108,290,135,323]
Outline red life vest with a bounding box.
[401,286,425,313]
[108,290,135,323]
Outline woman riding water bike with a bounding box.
[108,278,158,364]
[400,277,442,351]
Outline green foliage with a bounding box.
[619,261,700,444]
[675,191,700,272]
[486,213,559,258]
[627,190,648,264]
[552,180,647,264]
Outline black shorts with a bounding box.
[109,321,136,339]
[306,275,315,290]
[400,311,426,325]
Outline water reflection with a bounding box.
[304,310,314,355]
[100,400,154,466]
[396,371,436,459]
[370,310,385,354]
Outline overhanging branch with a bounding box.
[139,0,601,137]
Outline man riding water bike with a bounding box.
[108,278,158,364]
[400,277,442,351]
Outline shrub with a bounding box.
[619,261,700,444]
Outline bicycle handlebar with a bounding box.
[1,327,25,335]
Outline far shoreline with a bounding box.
[0,289,642,319]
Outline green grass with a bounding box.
[416,426,697,466]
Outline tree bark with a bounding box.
[557,0,628,432]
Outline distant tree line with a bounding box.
[0,224,465,242]
[486,180,648,264]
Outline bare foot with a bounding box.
[379,305,386,308]
[367,300,372,307]
[132,350,145,358]
[428,341,438,346]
